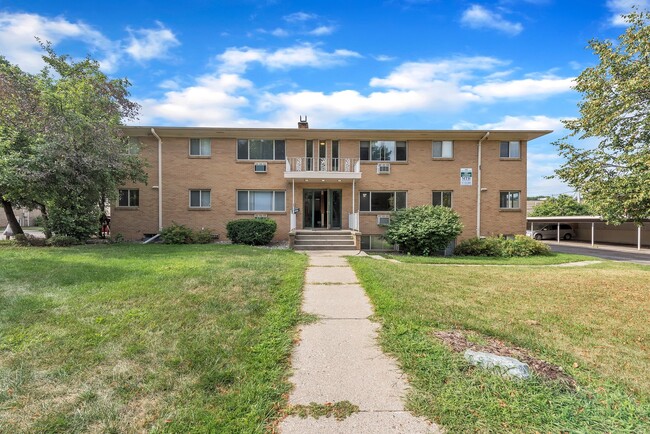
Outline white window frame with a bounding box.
[432,191,453,208]
[432,141,453,159]
[499,191,521,209]
[360,141,407,162]
[500,141,520,159]
[189,189,211,208]
[189,138,211,157]
[360,191,407,212]
[118,189,139,207]
[237,139,286,161]
[237,190,286,212]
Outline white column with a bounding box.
[638,225,642,250]
[591,222,595,247]
[557,222,560,243]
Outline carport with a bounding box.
[527,216,649,250]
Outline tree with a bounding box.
[529,194,593,217]
[553,9,650,225]
[0,44,146,240]
[384,205,463,256]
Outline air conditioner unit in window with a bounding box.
[254,162,267,173]
[377,215,391,226]
[377,163,391,174]
[254,214,268,219]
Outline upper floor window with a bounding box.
[118,189,139,207]
[432,141,453,159]
[500,141,520,159]
[500,191,520,209]
[237,190,286,212]
[360,191,407,212]
[189,138,211,157]
[432,191,452,208]
[190,190,211,208]
[360,141,407,161]
[237,139,285,160]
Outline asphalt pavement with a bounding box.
[547,241,650,266]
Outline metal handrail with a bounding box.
[285,157,360,173]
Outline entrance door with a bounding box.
[303,189,342,229]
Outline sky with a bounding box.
[0,0,647,196]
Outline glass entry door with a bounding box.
[303,189,342,229]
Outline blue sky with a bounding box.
[0,0,646,195]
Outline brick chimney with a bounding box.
[298,116,309,129]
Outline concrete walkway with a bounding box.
[280,251,440,434]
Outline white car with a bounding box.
[527,223,576,240]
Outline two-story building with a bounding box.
[114,120,550,249]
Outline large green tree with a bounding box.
[529,194,593,217]
[553,9,650,225]
[0,44,146,240]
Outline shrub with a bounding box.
[14,234,48,247]
[384,205,463,256]
[47,235,82,247]
[161,222,194,244]
[455,235,551,257]
[226,218,277,246]
[191,228,214,244]
[33,215,45,227]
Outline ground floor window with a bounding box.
[500,191,520,209]
[237,190,285,212]
[118,189,139,207]
[360,234,397,251]
[432,191,452,207]
[190,190,211,208]
[360,191,407,212]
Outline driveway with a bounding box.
[547,241,650,266]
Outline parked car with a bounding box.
[526,223,576,240]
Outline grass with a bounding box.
[381,252,597,265]
[0,243,307,433]
[349,257,650,433]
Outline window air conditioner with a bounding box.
[377,163,391,174]
[254,162,268,173]
[377,215,391,226]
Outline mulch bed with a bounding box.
[434,330,577,388]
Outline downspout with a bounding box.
[151,128,163,232]
[476,131,490,237]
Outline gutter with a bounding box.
[151,128,163,232]
[477,131,490,237]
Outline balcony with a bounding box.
[284,157,361,182]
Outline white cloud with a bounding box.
[453,115,567,131]
[218,44,361,73]
[308,25,336,36]
[125,22,180,61]
[607,0,650,25]
[467,76,574,99]
[0,11,118,72]
[283,12,317,23]
[461,5,523,35]
[374,55,396,62]
[271,28,289,37]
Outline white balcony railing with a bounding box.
[285,157,360,173]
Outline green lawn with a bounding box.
[382,252,597,265]
[349,257,650,433]
[0,244,307,433]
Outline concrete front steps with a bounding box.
[293,230,357,251]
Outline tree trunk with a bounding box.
[1,197,25,236]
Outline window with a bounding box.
[432,191,452,207]
[432,141,453,158]
[360,191,407,212]
[360,141,407,161]
[190,190,211,208]
[237,190,286,212]
[500,141,520,158]
[500,191,520,209]
[118,189,139,207]
[189,138,211,156]
[237,139,285,160]
[361,235,397,251]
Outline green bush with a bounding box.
[161,222,194,244]
[47,235,82,247]
[191,228,214,244]
[14,234,48,247]
[455,235,551,257]
[226,218,277,246]
[33,215,45,227]
[384,205,463,256]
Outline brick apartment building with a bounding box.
[113,120,550,249]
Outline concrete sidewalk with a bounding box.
[280,251,440,433]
